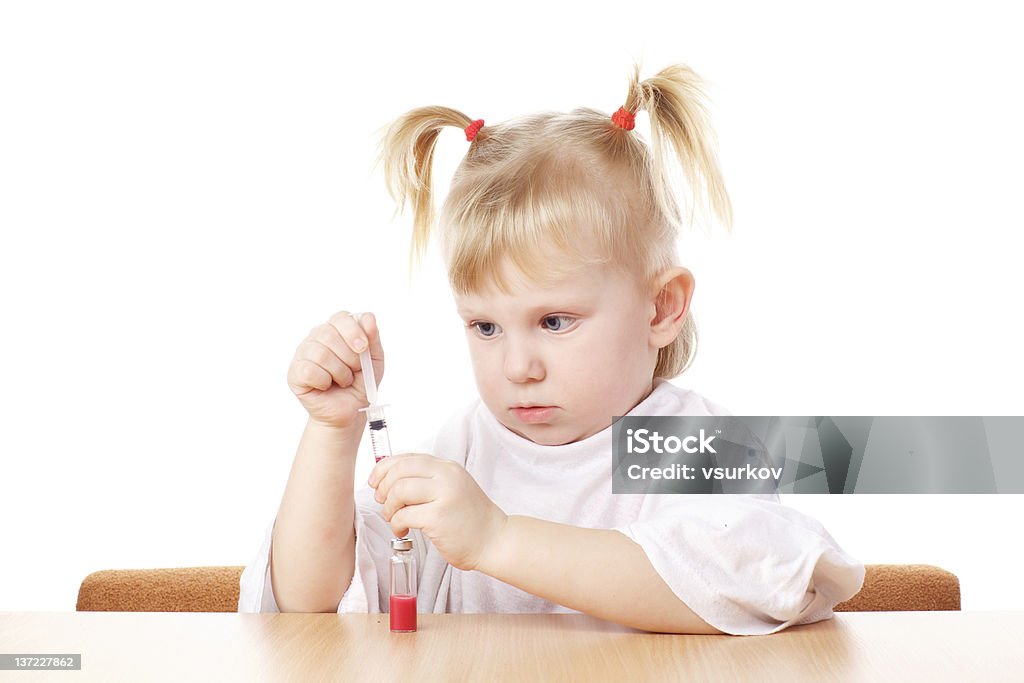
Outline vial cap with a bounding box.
[391,537,413,551]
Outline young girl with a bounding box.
[238,63,864,635]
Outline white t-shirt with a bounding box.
[238,378,865,635]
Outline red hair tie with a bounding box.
[611,106,635,131]
[465,119,484,142]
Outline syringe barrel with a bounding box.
[368,415,393,463]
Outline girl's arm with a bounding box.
[270,415,365,612]
[478,515,724,634]
[370,453,722,632]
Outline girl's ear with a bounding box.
[648,267,695,349]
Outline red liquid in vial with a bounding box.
[390,594,417,632]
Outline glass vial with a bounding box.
[389,537,417,633]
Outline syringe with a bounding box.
[352,313,411,556]
[352,313,392,463]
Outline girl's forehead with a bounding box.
[454,261,640,313]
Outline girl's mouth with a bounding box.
[510,406,557,423]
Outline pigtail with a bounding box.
[624,63,733,233]
[375,106,477,272]
[616,62,732,378]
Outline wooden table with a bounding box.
[1,611,1021,681]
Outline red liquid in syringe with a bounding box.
[369,418,392,463]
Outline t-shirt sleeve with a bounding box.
[613,493,865,636]
[237,518,280,613]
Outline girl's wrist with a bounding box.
[306,414,366,440]
[476,512,514,576]
[299,415,367,466]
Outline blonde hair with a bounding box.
[376,62,732,378]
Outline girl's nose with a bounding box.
[503,340,546,383]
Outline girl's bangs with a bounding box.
[442,173,631,295]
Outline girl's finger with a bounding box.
[369,452,435,484]
[369,453,438,496]
[287,357,333,393]
[356,312,384,362]
[380,477,437,520]
[296,339,354,388]
[389,504,427,539]
[313,312,366,368]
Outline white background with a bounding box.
[1,1,1021,613]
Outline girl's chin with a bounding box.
[503,422,593,447]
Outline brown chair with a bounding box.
[833,564,960,612]
[76,564,960,613]
[76,566,244,613]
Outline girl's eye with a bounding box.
[471,321,500,338]
[542,315,576,332]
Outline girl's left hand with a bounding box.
[368,453,507,572]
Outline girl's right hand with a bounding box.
[286,311,385,430]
